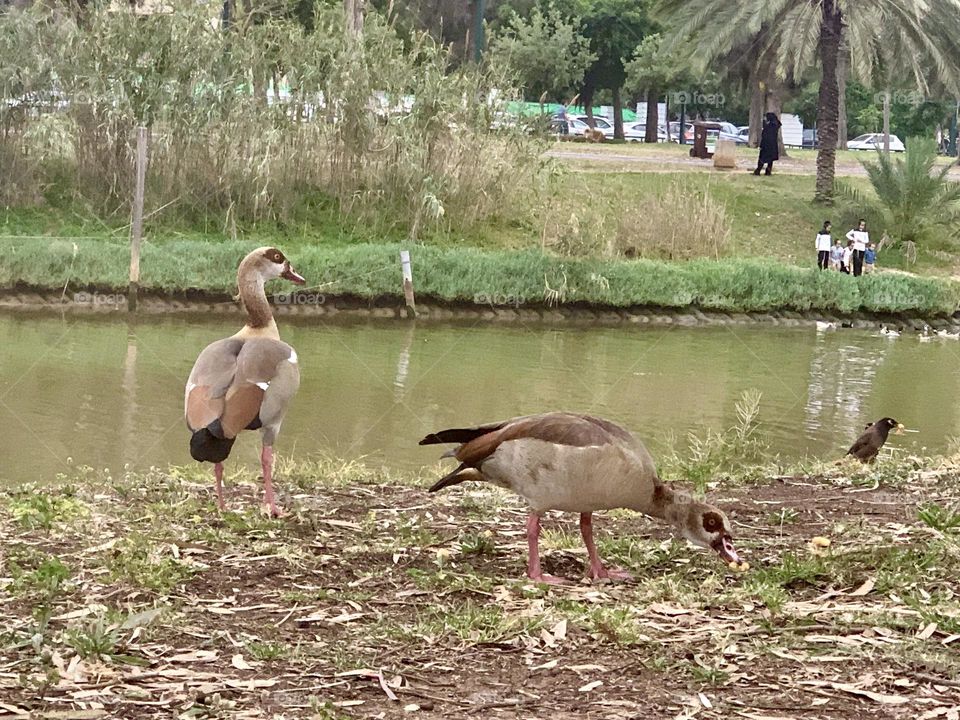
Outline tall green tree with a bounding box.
[659,0,960,203]
[554,0,651,139]
[489,5,595,101]
[624,34,687,142]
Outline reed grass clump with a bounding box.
[614,180,732,260]
[0,2,544,238]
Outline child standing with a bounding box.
[830,238,844,271]
[845,219,869,276]
[816,221,832,270]
[864,242,877,273]
[841,240,853,274]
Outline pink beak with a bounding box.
[712,534,741,564]
[281,263,306,285]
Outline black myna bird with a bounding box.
[847,418,904,464]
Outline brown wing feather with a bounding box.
[186,386,223,431]
[185,337,293,436]
[453,412,626,467]
[220,384,266,438]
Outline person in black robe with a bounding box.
[754,112,781,176]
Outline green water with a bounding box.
[1,312,957,486]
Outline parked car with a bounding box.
[717,121,748,145]
[623,122,669,142]
[802,128,818,149]
[676,121,745,146]
[569,115,615,139]
[737,126,750,142]
[847,133,905,152]
[663,123,694,142]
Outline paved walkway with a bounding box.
[546,147,960,178]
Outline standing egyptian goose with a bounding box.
[184,247,305,516]
[846,417,903,464]
[420,412,741,584]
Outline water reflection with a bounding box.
[805,330,892,449]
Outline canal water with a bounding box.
[1,312,956,485]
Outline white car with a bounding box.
[717,122,748,145]
[568,115,615,139]
[623,122,669,142]
[847,133,905,152]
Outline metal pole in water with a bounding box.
[128,126,147,312]
[400,249,416,318]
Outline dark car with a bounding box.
[803,129,818,149]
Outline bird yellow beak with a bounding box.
[896,424,905,435]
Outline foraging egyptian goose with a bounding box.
[420,412,741,584]
[846,417,904,464]
[184,247,305,516]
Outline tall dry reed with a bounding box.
[0,2,544,237]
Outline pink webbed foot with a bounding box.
[262,502,286,518]
[527,572,571,586]
[587,565,634,582]
[580,512,632,582]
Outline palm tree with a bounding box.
[840,136,960,254]
[658,0,960,203]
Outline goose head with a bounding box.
[678,502,740,564]
[247,247,306,285]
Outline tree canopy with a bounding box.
[489,4,595,101]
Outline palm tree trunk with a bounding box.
[645,88,659,143]
[815,0,842,203]
[748,77,764,147]
[836,42,848,149]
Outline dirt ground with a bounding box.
[1,459,959,719]
[546,143,960,178]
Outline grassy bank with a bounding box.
[2,456,960,718]
[3,236,960,316]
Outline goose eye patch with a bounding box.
[702,513,722,532]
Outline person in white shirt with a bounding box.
[841,240,853,274]
[815,221,832,270]
[845,219,869,276]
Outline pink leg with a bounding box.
[526,513,566,585]
[580,512,632,581]
[214,462,225,510]
[260,446,284,517]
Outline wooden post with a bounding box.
[400,249,416,318]
[128,126,147,312]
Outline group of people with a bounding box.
[815,219,876,276]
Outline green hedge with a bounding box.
[2,238,958,315]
